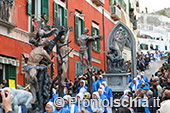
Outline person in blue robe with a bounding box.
[45,102,56,113]
[129,77,137,92]
[76,80,88,94]
[141,72,148,83]
[92,76,98,92]
[102,81,113,99]
[63,95,78,113]
[98,89,108,113]
[96,75,105,90]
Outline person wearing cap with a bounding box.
[92,76,97,92]
[45,102,56,113]
[63,95,78,113]
[91,92,104,113]
[141,72,148,83]
[102,81,113,99]
[98,88,108,113]
[76,80,88,94]
[96,75,105,90]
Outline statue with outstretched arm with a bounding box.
[77,28,102,70]
[56,28,71,86]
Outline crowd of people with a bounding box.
[1,51,170,113]
[48,69,114,113]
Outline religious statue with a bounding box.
[56,27,73,86]
[77,28,102,70]
[24,26,68,113]
[26,38,53,103]
[106,45,127,73]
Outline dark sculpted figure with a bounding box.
[77,28,101,70]
[24,26,67,113]
[106,45,127,73]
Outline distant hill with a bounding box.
[153,8,170,18]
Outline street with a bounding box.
[145,60,165,80]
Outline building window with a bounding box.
[165,46,167,50]
[75,15,85,43]
[156,45,159,49]
[92,26,101,52]
[75,61,84,78]
[54,2,68,26]
[41,0,49,20]
[140,44,148,50]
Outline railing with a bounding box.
[91,0,104,6]
[110,5,121,21]
[0,1,17,32]
[0,0,14,23]
[118,0,126,12]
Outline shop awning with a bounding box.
[0,56,19,67]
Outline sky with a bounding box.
[139,0,170,13]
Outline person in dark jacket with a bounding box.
[146,90,157,113]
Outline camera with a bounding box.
[0,90,8,103]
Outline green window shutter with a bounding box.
[54,2,58,25]
[27,0,32,15]
[41,0,49,21]
[92,26,95,50]
[64,8,68,26]
[146,45,148,50]
[97,29,101,52]
[80,62,84,76]
[75,15,79,42]
[81,19,85,34]
[165,46,167,50]
[75,61,79,77]
[110,0,113,5]
[156,45,158,49]
[140,44,142,49]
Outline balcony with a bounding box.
[0,1,17,33]
[91,0,104,6]
[118,0,126,12]
[110,5,121,21]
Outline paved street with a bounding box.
[145,60,165,79]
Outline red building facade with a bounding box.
[0,0,116,87]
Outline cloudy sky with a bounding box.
[139,0,170,13]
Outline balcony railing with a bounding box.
[110,5,121,21]
[91,0,104,6]
[118,0,126,12]
[0,0,17,32]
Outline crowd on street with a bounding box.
[1,51,170,113]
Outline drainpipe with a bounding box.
[66,0,70,79]
[102,8,106,71]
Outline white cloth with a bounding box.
[102,81,107,87]
[63,95,71,101]
[46,102,55,112]
[92,92,104,113]
[77,93,84,101]
[99,75,103,79]
[159,100,170,113]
